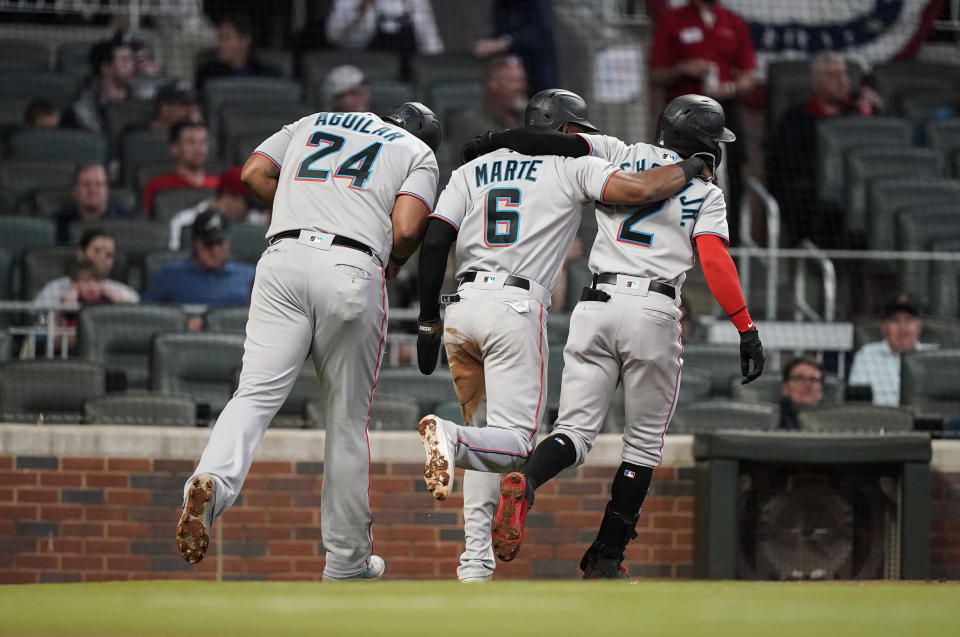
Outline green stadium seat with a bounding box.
[924,118,960,155]
[56,41,92,80]
[816,117,912,207]
[0,39,50,72]
[866,178,960,251]
[0,217,56,260]
[682,343,741,397]
[151,188,215,225]
[9,129,107,164]
[0,96,31,127]
[150,332,245,416]
[143,251,187,287]
[432,399,463,423]
[205,306,250,333]
[409,54,484,101]
[931,238,960,317]
[669,399,780,434]
[83,391,197,426]
[0,249,12,302]
[376,368,458,413]
[0,359,105,424]
[797,404,914,434]
[77,304,186,389]
[901,349,960,421]
[0,159,76,211]
[0,71,79,109]
[305,393,420,431]
[368,80,416,116]
[843,147,943,237]
[677,367,712,404]
[21,246,77,301]
[872,62,960,112]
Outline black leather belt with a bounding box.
[460,270,530,290]
[268,229,374,257]
[596,273,677,299]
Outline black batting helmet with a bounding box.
[655,94,735,165]
[524,89,600,132]
[384,102,442,153]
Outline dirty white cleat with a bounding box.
[176,472,216,564]
[322,555,386,581]
[418,415,455,501]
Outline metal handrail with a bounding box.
[792,240,837,322]
[738,177,781,320]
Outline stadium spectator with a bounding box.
[54,164,136,244]
[649,0,756,235]
[325,0,443,77]
[143,210,255,329]
[168,167,268,250]
[767,52,883,248]
[323,65,371,112]
[23,98,60,129]
[472,0,558,95]
[195,14,281,90]
[148,81,202,132]
[848,294,933,407]
[66,38,136,133]
[141,122,219,217]
[779,357,824,429]
[34,229,139,306]
[447,56,528,146]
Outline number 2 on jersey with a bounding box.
[617,199,665,247]
[295,131,381,190]
[484,187,521,246]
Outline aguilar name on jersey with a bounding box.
[254,112,439,264]
[580,134,729,288]
[431,148,620,294]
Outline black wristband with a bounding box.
[677,157,705,182]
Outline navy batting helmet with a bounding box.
[384,102,442,153]
[524,89,600,133]
[655,94,735,165]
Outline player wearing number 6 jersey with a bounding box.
[469,93,765,578]
[175,103,441,581]
[415,90,711,581]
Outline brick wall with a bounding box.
[930,470,960,580]
[0,454,693,583]
[3,452,958,583]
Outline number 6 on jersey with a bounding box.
[485,187,521,246]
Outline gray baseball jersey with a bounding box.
[431,147,621,294]
[254,111,439,263]
[581,134,728,287]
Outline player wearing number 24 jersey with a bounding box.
[465,93,765,578]
[175,103,441,582]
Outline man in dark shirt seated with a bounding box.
[195,14,280,90]
[778,356,825,429]
[55,164,136,243]
[142,210,255,330]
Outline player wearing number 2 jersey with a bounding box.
[175,103,441,582]
[470,94,765,578]
[414,90,712,581]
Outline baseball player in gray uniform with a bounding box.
[175,103,441,581]
[465,94,765,578]
[415,90,712,581]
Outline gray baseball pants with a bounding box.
[185,234,387,579]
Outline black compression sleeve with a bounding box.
[417,218,458,321]
[487,126,590,158]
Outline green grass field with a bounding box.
[1,580,957,637]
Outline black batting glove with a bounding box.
[417,317,444,375]
[739,328,765,384]
[459,132,494,165]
